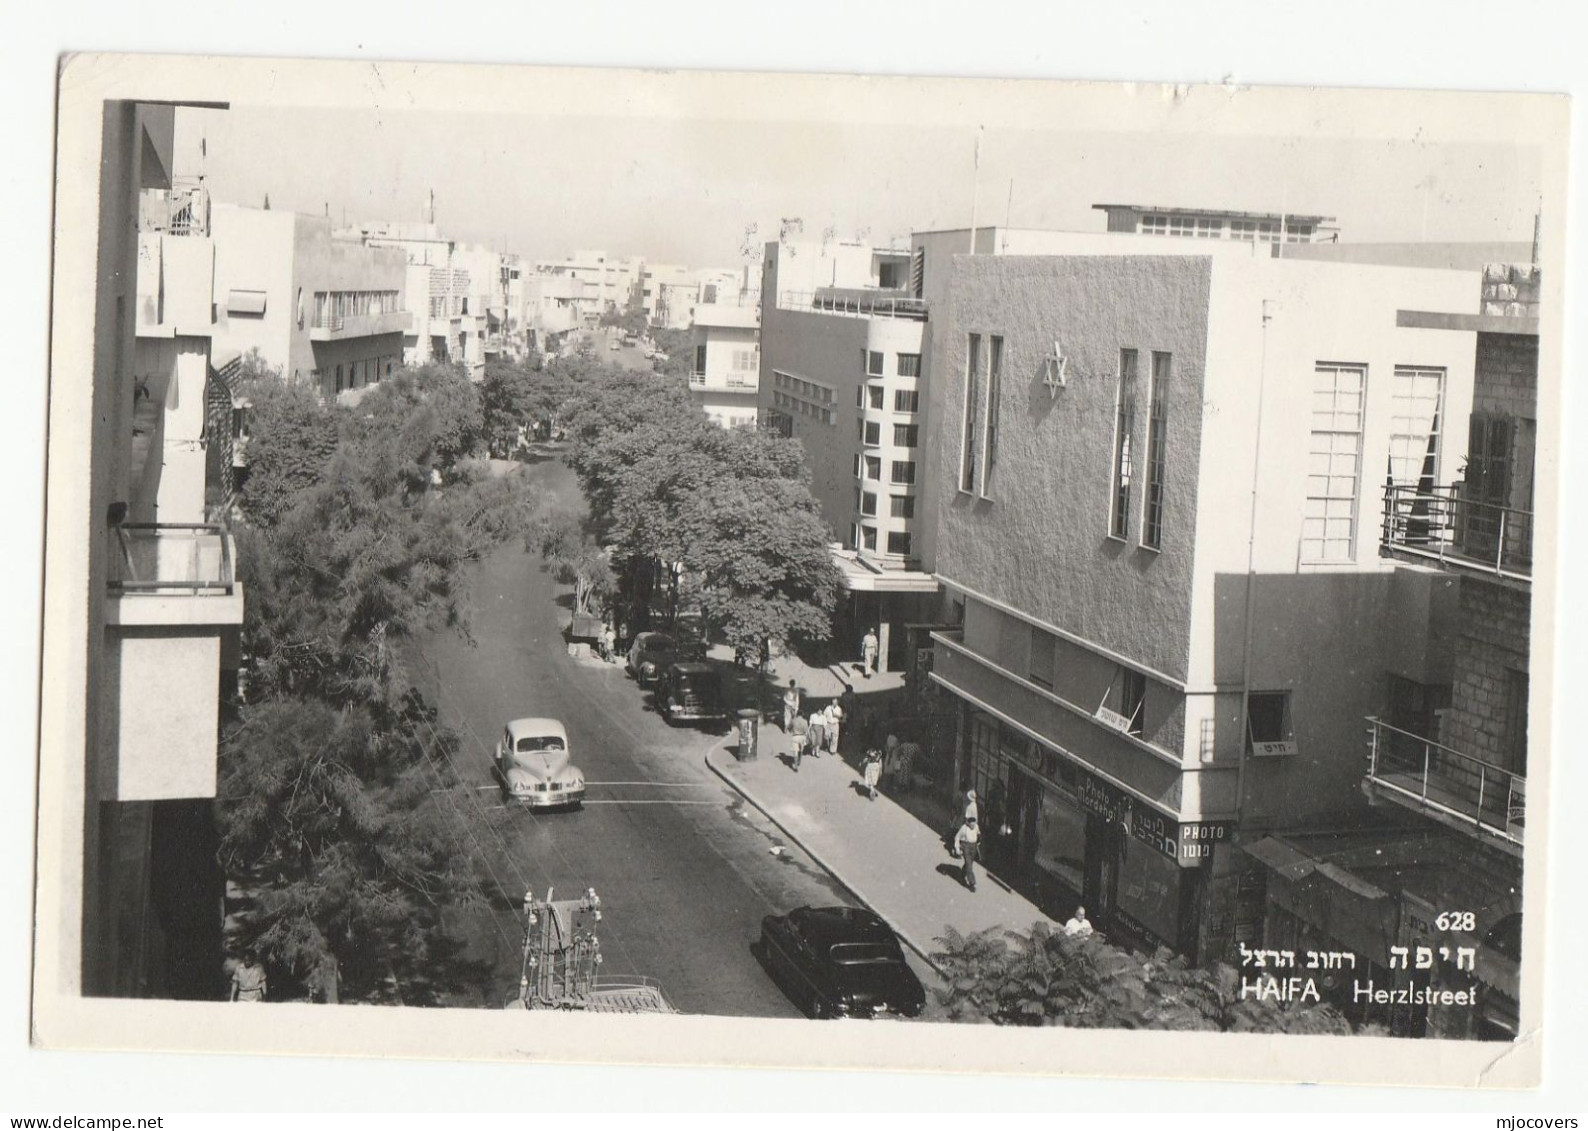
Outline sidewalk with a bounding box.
[705,725,1054,975]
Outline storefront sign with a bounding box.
[1131,809,1231,867]
[1251,740,1298,757]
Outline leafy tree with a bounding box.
[237,377,340,527]
[932,922,1354,1034]
[217,693,481,1002]
[530,511,615,620]
[348,362,485,484]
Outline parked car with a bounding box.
[758,906,926,1019]
[609,340,622,351]
[493,717,585,809]
[653,661,726,726]
[626,631,677,687]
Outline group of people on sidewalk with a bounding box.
[779,679,922,796]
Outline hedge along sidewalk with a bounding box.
[705,730,1054,977]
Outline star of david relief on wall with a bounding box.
[1042,342,1069,396]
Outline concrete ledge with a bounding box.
[704,742,945,977]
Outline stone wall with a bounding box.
[1480,262,1541,319]
[1440,577,1530,773]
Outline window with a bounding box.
[891,460,916,485]
[886,531,913,556]
[893,423,918,447]
[856,419,866,443]
[868,385,885,410]
[863,421,881,446]
[962,333,983,493]
[1112,668,1147,736]
[1143,352,1170,549]
[1503,669,1529,773]
[889,494,914,519]
[1389,366,1445,485]
[1141,214,1169,235]
[1168,216,1196,237]
[860,526,878,551]
[1246,692,1294,753]
[853,454,861,477]
[1028,629,1055,689]
[897,353,922,377]
[1194,217,1221,238]
[856,386,865,408]
[1303,363,1366,561]
[1463,414,1516,559]
[864,455,881,481]
[694,344,708,376]
[910,247,925,297]
[1230,220,1258,240]
[894,388,919,413]
[1109,349,1138,539]
[982,335,1003,493]
[866,351,885,376]
[861,491,878,517]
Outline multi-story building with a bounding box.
[758,237,937,671]
[207,205,411,399]
[335,220,491,381]
[521,272,587,355]
[1247,265,1539,1041]
[1092,202,1340,245]
[534,249,640,321]
[922,241,1481,982]
[43,100,244,1001]
[689,297,761,429]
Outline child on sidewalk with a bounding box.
[861,748,884,800]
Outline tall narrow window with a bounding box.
[981,336,1003,495]
[866,351,885,376]
[1389,366,1445,486]
[1109,349,1138,538]
[897,353,922,378]
[893,424,918,447]
[1143,351,1170,549]
[1303,363,1366,561]
[962,334,983,494]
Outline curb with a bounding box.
[704,743,946,979]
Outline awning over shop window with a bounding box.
[1243,835,1397,967]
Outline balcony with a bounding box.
[308,310,412,341]
[138,181,210,238]
[1364,717,1524,854]
[1381,483,1532,582]
[107,523,243,628]
[777,288,928,321]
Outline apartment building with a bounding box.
[205,205,411,399]
[923,244,1481,979]
[522,272,587,354]
[43,101,245,1001]
[535,249,640,321]
[689,297,761,429]
[335,220,492,381]
[758,237,938,671]
[1243,266,1540,1040]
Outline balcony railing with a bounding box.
[1381,483,1532,580]
[139,182,211,237]
[109,523,236,595]
[1365,717,1524,848]
[776,289,928,321]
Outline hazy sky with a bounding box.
[172,103,1542,268]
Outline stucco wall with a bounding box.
[209,204,297,377]
[291,215,409,384]
[932,254,1215,681]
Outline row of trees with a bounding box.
[932,922,1364,1034]
[219,358,540,1002]
[559,368,840,667]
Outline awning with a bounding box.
[829,549,939,593]
[1243,836,1317,883]
[1243,834,1396,966]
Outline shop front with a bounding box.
[963,710,1228,959]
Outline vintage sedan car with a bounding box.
[626,631,677,687]
[653,661,726,726]
[758,906,926,1019]
[493,718,585,809]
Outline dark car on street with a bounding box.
[758,905,926,1019]
[626,631,677,687]
[653,661,726,726]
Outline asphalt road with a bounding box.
[410,454,924,1017]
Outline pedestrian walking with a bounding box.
[861,748,884,800]
[825,702,843,755]
[953,817,982,892]
[599,623,617,663]
[790,712,810,772]
[806,710,826,760]
[230,951,267,1003]
[861,628,880,677]
[782,679,802,733]
[882,733,900,787]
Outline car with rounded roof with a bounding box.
[757,905,926,1019]
[493,717,584,809]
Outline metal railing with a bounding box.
[1381,483,1532,580]
[109,523,236,594]
[1365,717,1524,846]
[776,288,928,321]
[141,182,211,237]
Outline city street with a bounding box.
[410,454,929,1016]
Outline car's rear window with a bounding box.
[830,943,899,965]
[516,736,566,753]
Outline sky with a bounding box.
[171,102,1543,269]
